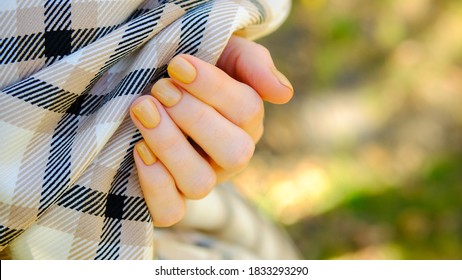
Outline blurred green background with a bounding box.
[234,0,462,259]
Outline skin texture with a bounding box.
[129,35,294,227]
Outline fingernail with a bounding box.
[271,68,294,93]
[131,99,160,129]
[151,79,182,107]
[168,56,197,84]
[135,140,157,165]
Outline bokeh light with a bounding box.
[234,0,462,259]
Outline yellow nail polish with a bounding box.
[131,99,160,129]
[151,79,182,107]
[272,68,294,93]
[167,56,197,84]
[135,141,157,166]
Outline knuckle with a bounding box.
[225,135,255,171]
[154,173,176,192]
[189,103,210,127]
[238,91,264,128]
[248,94,265,122]
[182,169,217,200]
[152,131,183,153]
[253,125,264,143]
[209,74,228,98]
[153,202,185,227]
[249,41,271,58]
[146,172,185,227]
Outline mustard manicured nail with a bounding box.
[167,56,197,84]
[151,79,182,107]
[272,68,294,93]
[135,141,157,166]
[131,99,160,129]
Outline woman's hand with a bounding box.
[129,36,293,227]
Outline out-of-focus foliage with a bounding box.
[234,0,462,259]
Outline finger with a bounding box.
[206,124,262,182]
[129,96,216,200]
[133,140,185,227]
[154,84,255,171]
[249,123,264,143]
[217,35,294,104]
[164,56,264,133]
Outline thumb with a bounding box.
[217,35,294,104]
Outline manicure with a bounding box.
[271,68,294,93]
[167,56,197,84]
[135,140,157,165]
[131,99,160,129]
[151,79,182,107]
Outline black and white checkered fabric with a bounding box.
[0,0,296,259]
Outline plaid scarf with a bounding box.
[0,0,296,259]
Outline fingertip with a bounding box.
[130,95,163,129]
[221,36,294,104]
[255,68,294,104]
[151,78,183,107]
[167,55,197,84]
[134,140,157,166]
[271,68,294,100]
[265,87,294,105]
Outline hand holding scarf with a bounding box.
[0,0,296,259]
